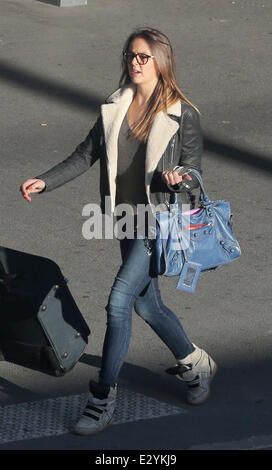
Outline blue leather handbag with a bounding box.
[155,168,241,293]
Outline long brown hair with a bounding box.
[119,27,199,141]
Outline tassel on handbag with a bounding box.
[155,168,241,293]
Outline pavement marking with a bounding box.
[0,387,186,444]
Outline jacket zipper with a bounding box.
[162,151,170,209]
[163,136,176,209]
[170,136,175,164]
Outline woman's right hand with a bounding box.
[20,178,46,202]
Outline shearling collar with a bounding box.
[101,83,181,211]
[105,83,182,117]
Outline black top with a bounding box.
[115,112,148,213]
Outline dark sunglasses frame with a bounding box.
[123,52,155,65]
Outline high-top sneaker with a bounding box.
[166,345,217,405]
[73,380,117,435]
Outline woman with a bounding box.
[21,27,217,435]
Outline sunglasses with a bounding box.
[123,52,155,65]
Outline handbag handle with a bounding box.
[171,167,212,206]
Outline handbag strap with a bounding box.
[170,167,212,206]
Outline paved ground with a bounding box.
[0,0,271,453]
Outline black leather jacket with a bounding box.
[36,85,202,213]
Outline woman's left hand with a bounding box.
[162,169,192,186]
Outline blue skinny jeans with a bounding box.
[98,237,194,387]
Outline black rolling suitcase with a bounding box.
[0,246,90,376]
